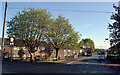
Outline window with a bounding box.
[35,54,40,57]
[64,49,67,52]
[73,51,75,53]
[42,47,45,50]
[60,55,61,57]
[38,47,40,50]
[13,54,19,57]
[64,55,67,57]
[68,50,71,53]
[23,54,26,58]
[23,47,27,50]
[80,50,82,53]
[42,54,45,57]
[14,47,20,50]
[28,54,31,57]
[17,47,20,50]
[47,54,49,57]
[14,47,17,50]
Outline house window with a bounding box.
[42,47,45,50]
[4,55,9,58]
[80,50,82,53]
[64,49,67,52]
[23,47,27,50]
[13,54,19,57]
[73,51,75,53]
[68,50,71,53]
[64,55,67,57]
[28,54,31,57]
[38,47,40,50]
[14,47,20,50]
[42,54,45,57]
[47,54,49,57]
[35,54,40,57]
[23,54,26,58]
[60,55,61,57]
[35,47,38,50]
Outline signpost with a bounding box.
[10,35,15,62]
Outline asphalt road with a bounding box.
[2,53,120,73]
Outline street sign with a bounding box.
[10,37,14,43]
[10,43,14,45]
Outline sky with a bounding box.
[1,2,118,49]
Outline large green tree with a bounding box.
[7,8,52,61]
[45,15,80,59]
[79,38,95,50]
[108,4,120,48]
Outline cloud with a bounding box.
[74,24,92,28]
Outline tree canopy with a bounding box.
[45,15,80,58]
[7,8,52,61]
[108,4,120,48]
[79,38,95,50]
[7,8,80,60]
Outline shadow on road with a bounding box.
[2,58,120,73]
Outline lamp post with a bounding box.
[1,1,8,61]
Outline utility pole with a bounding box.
[1,2,8,60]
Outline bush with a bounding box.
[18,48,25,60]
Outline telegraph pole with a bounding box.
[1,2,8,60]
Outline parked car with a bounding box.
[98,55,105,61]
[87,50,92,56]
[98,52,105,61]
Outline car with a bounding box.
[98,55,105,61]
[87,50,92,56]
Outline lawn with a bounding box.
[37,60,66,63]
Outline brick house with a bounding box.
[0,38,82,60]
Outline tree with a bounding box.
[7,8,52,61]
[18,48,25,60]
[108,4,120,48]
[45,15,80,59]
[79,38,95,50]
[79,39,84,47]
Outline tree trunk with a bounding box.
[55,48,59,60]
[29,46,34,62]
[30,53,33,62]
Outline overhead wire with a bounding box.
[8,7,113,14]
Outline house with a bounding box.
[0,38,82,60]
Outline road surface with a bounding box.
[2,52,120,73]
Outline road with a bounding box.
[2,52,120,73]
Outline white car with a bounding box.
[98,55,105,61]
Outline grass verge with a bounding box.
[37,60,66,63]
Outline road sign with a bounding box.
[10,37,14,43]
[10,43,14,45]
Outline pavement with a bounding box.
[2,53,120,73]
